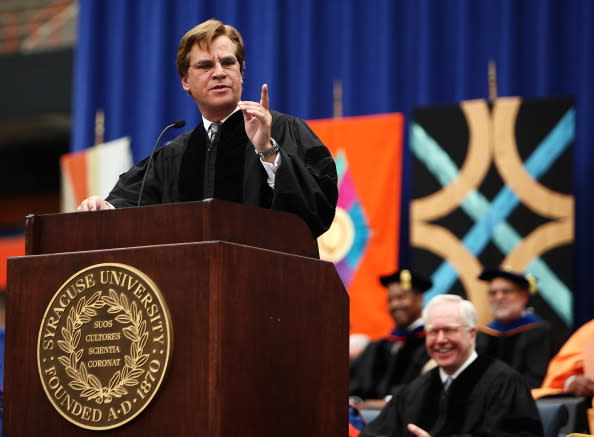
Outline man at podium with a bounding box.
[77,19,337,238]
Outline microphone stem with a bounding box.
[137,123,177,207]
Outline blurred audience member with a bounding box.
[349,269,432,409]
[476,267,555,388]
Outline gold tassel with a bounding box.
[525,273,537,295]
[401,269,412,290]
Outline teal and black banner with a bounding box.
[411,97,574,344]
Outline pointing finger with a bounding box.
[260,83,269,110]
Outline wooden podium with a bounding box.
[5,200,348,436]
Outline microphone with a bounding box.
[137,120,186,206]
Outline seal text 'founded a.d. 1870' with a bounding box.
[37,263,173,431]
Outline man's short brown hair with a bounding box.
[176,19,245,78]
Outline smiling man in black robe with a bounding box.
[77,19,337,239]
[360,294,543,437]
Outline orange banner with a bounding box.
[0,236,25,290]
[308,114,403,339]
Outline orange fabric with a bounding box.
[532,319,594,399]
[349,423,361,437]
[60,150,89,205]
[308,114,403,339]
[0,236,25,290]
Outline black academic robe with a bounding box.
[476,321,554,389]
[105,110,338,238]
[349,335,429,399]
[360,355,543,437]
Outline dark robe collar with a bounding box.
[178,110,249,203]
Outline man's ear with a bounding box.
[181,75,190,92]
[181,76,192,96]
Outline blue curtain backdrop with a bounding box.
[72,0,594,329]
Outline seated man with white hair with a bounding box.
[359,294,543,437]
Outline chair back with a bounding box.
[538,402,569,437]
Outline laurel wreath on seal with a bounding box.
[56,289,150,404]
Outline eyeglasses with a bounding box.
[487,288,519,297]
[191,56,239,72]
[426,324,466,338]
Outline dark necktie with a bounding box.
[430,377,453,436]
[208,121,221,148]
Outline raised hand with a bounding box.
[239,83,273,154]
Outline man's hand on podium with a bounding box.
[77,195,112,211]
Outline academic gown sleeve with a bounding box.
[358,396,398,437]
[105,131,193,208]
[516,323,555,389]
[267,111,338,237]
[104,155,155,208]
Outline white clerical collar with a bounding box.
[203,106,240,132]
[439,350,478,384]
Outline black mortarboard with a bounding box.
[478,267,537,293]
[379,269,432,293]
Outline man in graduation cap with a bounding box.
[475,267,555,388]
[349,269,432,409]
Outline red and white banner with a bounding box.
[60,137,132,212]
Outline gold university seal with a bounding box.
[37,263,173,430]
